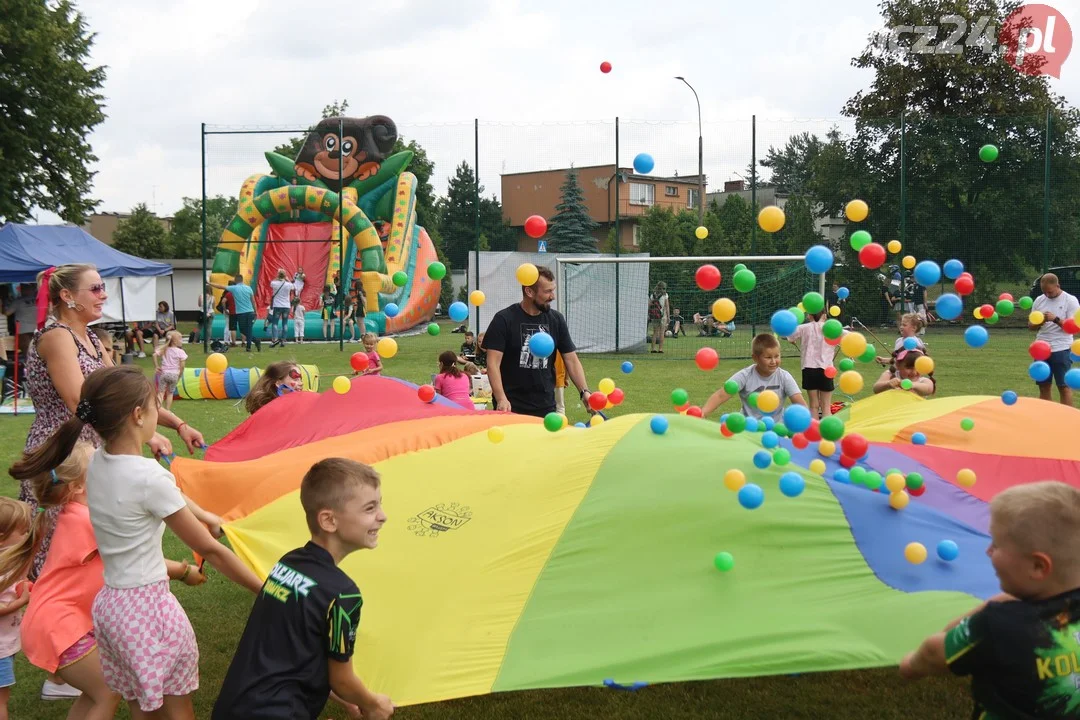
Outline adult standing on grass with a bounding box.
[210,276,261,352]
[482,266,594,418]
[1029,272,1079,406]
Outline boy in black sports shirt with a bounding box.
[900,480,1080,719]
[213,458,394,720]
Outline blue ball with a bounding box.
[833,469,851,484]
[1073,353,1080,363]
[964,325,989,348]
[770,309,799,337]
[783,405,813,434]
[762,417,776,431]
[527,331,555,358]
[804,245,834,274]
[753,450,773,469]
[649,415,669,434]
[738,483,765,510]
[903,337,919,351]
[621,361,634,374]
[1001,390,1018,405]
[762,431,780,449]
[913,260,942,286]
[633,153,654,174]
[1029,361,1051,382]
[935,293,963,321]
[779,472,806,497]
[943,259,965,280]
[719,413,729,424]
[912,432,927,445]
[448,301,469,322]
[744,417,759,432]
[574,422,587,428]
[937,540,960,562]
[1065,368,1080,390]
[384,302,400,318]
[837,286,850,300]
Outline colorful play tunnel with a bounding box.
[174,364,319,400]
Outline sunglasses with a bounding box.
[81,284,107,296]
[288,369,301,380]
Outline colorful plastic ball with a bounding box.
[783,405,813,434]
[733,263,747,273]
[942,259,964,279]
[712,298,736,323]
[804,245,834,274]
[1029,310,1045,326]
[756,390,780,414]
[683,405,702,418]
[914,355,935,375]
[995,299,1015,317]
[804,421,821,442]
[1019,295,1035,310]
[889,491,911,510]
[608,388,625,405]
[206,352,228,374]
[417,384,436,403]
[1029,361,1051,382]
[761,431,780,449]
[427,262,447,281]
[935,293,963,321]
[733,269,757,293]
[841,433,869,460]
[376,337,398,358]
[909,485,927,497]
[543,412,565,432]
[671,388,689,406]
[1064,319,1080,335]
[524,215,548,238]
[469,290,486,306]
[448,302,469,323]
[621,361,634,374]
[911,432,927,445]
[838,454,856,469]
[956,468,977,487]
[1065,368,1080,390]
[332,376,352,394]
[350,352,369,372]
[779,472,805,497]
[426,322,440,336]
[802,292,825,314]
[725,412,746,433]
[695,264,722,291]
[913,261,941,286]
[824,366,838,379]
[849,467,867,485]
[723,469,746,491]
[900,337,917,352]
[838,358,855,372]
[838,371,864,395]
[840,332,868,358]
[885,473,906,493]
[979,144,999,162]
[900,379,913,390]
[527,331,555,358]
[738,483,765,509]
[905,472,924,490]
[600,60,612,73]
[770,310,798,337]
[1001,390,1018,405]
[773,448,792,466]
[790,306,806,324]
[937,540,960,562]
[954,275,975,295]
[819,439,837,457]
[487,426,504,443]
[858,243,886,270]
[597,378,616,395]
[858,344,878,364]
[633,153,655,174]
[960,417,974,432]
[753,451,773,469]
[590,414,605,427]
[588,392,608,411]
[809,459,827,475]
[384,302,400,318]
[695,225,709,240]
[516,263,539,286]
[713,551,735,572]
[984,311,1000,325]
[761,417,775,431]
[964,325,989,348]
[845,199,869,222]
[392,271,408,287]
[719,382,737,398]
[1029,340,1052,361]
[695,347,719,371]
[758,205,785,232]
[574,422,587,429]
[837,287,850,300]
[719,424,734,438]
[650,415,669,434]
[864,471,883,491]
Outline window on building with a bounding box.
[665,185,678,197]
[687,188,700,209]
[629,183,654,206]
[632,224,641,247]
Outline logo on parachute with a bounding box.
[408,503,472,538]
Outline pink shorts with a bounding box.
[58,630,97,669]
[91,581,198,712]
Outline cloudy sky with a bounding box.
[39,0,1080,222]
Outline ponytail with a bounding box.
[9,417,84,481]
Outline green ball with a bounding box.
[823,319,844,340]
[802,292,825,314]
[859,344,877,363]
[714,551,735,572]
[850,230,872,251]
[671,388,689,406]
[819,416,845,441]
[849,466,867,485]
[789,307,806,324]
[426,322,440,336]
[1019,296,1034,310]
[733,269,757,293]
[865,471,883,490]
[724,380,739,395]
[733,263,747,273]
[427,261,447,281]
[996,299,1015,317]
[747,391,760,408]
[725,412,747,433]
[838,358,855,372]
[905,472,924,490]
[900,379,913,390]
[961,417,974,431]
[543,412,564,432]
[392,271,408,287]
[985,311,1000,325]
[886,468,902,478]
[979,144,999,163]
[773,448,791,466]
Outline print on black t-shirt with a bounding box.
[518,322,550,371]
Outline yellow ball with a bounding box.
[487,426,504,443]
[904,541,928,564]
[809,459,827,475]
[756,390,780,413]
[206,352,228,374]
[845,199,869,222]
[1073,338,1080,356]
[840,331,868,358]
[902,255,916,270]
[838,370,864,395]
[1029,310,1045,326]
[712,298,736,322]
[758,205,786,233]
[973,307,985,320]
[469,290,486,306]
[695,225,708,240]
[829,305,841,317]
[890,491,911,510]
[818,440,836,457]
[914,355,935,375]
[723,469,746,491]
[1075,308,1080,325]
[376,337,398,358]
[332,376,351,394]
[885,473,906,493]
[589,414,603,426]
[886,240,902,254]
[797,302,805,312]
[956,468,977,487]
[598,378,616,395]
[516,263,539,286]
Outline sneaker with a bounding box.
[42,679,82,700]
[137,352,146,358]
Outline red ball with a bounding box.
[954,276,975,295]
[824,366,837,378]
[608,388,625,405]
[825,335,842,346]
[909,484,927,497]
[694,264,722,291]
[588,391,609,411]
[791,432,809,449]
[676,402,691,413]
[804,420,822,442]
[686,405,703,418]
[839,454,856,468]
[695,347,719,371]
[999,292,1014,301]
[858,242,887,270]
[720,424,734,437]
[1063,319,1080,335]
[524,215,548,239]
[600,60,612,73]
[979,304,995,319]
[840,433,869,460]
[1029,340,1052,361]
[417,384,436,403]
[350,352,369,372]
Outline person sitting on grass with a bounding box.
[702,333,807,420]
[872,349,935,397]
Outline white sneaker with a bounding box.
[137,352,146,358]
[42,679,82,700]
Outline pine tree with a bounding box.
[547,167,599,253]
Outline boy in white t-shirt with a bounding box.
[702,333,807,419]
[1030,273,1080,406]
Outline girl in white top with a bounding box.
[10,365,262,717]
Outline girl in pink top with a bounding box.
[153,331,187,409]
[434,350,473,410]
[360,333,383,376]
[785,311,838,418]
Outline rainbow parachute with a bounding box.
[172,379,1080,707]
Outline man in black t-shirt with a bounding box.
[213,458,394,720]
[483,265,594,418]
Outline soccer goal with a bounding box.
[555,255,825,360]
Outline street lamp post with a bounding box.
[675,76,704,226]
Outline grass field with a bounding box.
[0,320,1067,719]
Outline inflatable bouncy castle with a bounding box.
[206,115,440,340]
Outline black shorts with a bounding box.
[1038,349,1072,387]
[802,368,835,392]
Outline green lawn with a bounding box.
[0,321,1063,719]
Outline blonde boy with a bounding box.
[900,481,1080,719]
[702,333,806,419]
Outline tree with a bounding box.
[715,195,754,254]
[0,0,106,224]
[112,204,170,259]
[758,133,824,195]
[168,195,238,259]
[272,99,350,159]
[438,162,515,267]
[547,168,599,253]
